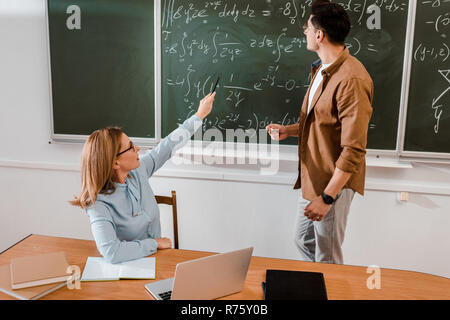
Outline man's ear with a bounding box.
[317,30,324,42]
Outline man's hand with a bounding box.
[265,124,289,141]
[304,167,352,222]
[304,196,331,222]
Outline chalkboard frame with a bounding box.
[46,0,450,161]
[46,0,162,147]
[398,0,450,160]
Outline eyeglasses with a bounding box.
[302,24,319,34]
[117,141,136,157]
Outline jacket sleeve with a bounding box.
[335,78,373,173]
[140,115,203,178]
[87,204,158,264]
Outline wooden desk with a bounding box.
[0,235,448,300]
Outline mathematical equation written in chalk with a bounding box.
[413,0,450,135]
[161,0,408,136]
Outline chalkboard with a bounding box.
[47,0,449,158]
[404,0,450,154]
[48,0,156,139]
[161,0,409,149]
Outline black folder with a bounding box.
[264,269,328,300]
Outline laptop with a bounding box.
[145,247,253,300]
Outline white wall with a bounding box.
[1,1,449,278]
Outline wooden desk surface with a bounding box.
[0,235,448,300]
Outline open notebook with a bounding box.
[81,257,156,281]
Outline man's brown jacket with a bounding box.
[294,47,373,200]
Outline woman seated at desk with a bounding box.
[71,93,216,263]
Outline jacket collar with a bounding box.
[311,46,349,79]
[300,47,350,121]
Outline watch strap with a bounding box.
[321,192,335,205]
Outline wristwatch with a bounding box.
[321,192,335,205]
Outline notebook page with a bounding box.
[118,257,156,279]
[80,257,120,281]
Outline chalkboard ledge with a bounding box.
[173,142,299,163]
[0,153,413,173]
[171,143,413,168]
[3,159,450,196]
[366,156,412,169]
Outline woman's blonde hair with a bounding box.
[71,127,123,209]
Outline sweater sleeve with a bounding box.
[87,203,158,264]
[141,115,202,178]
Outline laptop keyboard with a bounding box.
[159,290,172,300]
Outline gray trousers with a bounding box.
[294,189,355,264]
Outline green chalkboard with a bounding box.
[48,0,155,138]
[48,0,449,157]
[161,0,409,149]
[404,0,450,154]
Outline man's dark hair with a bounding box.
[310,0,351,45]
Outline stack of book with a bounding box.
[0,251,71,300]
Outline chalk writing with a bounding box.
[162,0,408,146]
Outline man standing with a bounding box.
[266,0,373,264]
